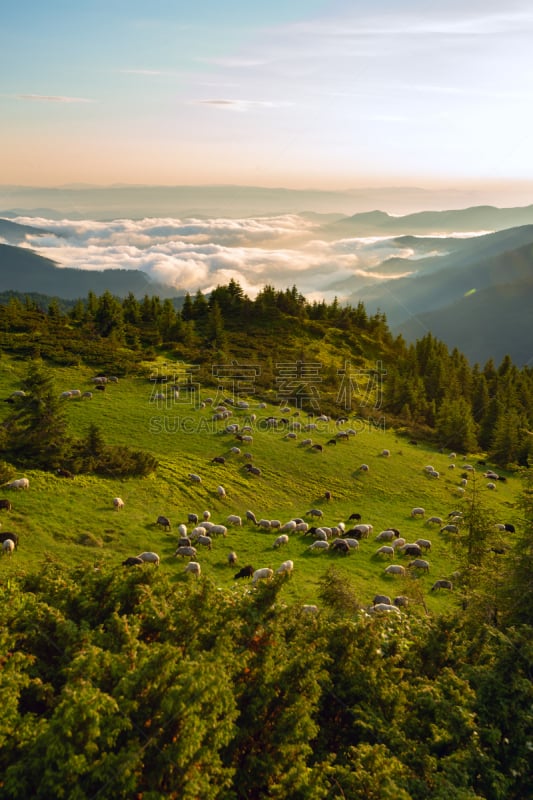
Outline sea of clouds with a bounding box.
[8,213,445,301]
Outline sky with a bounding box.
[1,0,533,194]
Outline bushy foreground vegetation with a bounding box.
[1,549,532,799]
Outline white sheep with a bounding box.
[342,538,360,550]
[392,537,406,550]
[308,540,329,551]
[359,464,370,472]
[2,538,15,556]
[230,446,241,455]
[203,510,211,521]
[375,545,394,557]
[280,520,297,533]
[384,564,406,576]
[415,538,432,551]
[227,514,242,526]
[409,558,430,572]
[273,534,289,548]
[216,485,226,498]
[258,519,272,530]
[6,478,29,490]
[209,524,227,537]
[371,603,401,614]
[188,473,202,483]
[295,521,309,533]
[185,561,201,576]
[177,523,188,537]
[276,559,294,575]
[196,535,212,550]
[174,546,198,558]
[113,497,124,511]
[411,507,425,518]
[136,551,160,565]
[375,529,396,542]
[486,482,496,490]
[426,516,443,525]
[252,567,274,584]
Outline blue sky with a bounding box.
[2,0,533,190]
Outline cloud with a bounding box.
[16,94,94,103]
[14,213,454,301]
[196,98,292,111]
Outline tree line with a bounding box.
[0,281,531,467]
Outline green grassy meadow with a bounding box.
[0,355,522,614]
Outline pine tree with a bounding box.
[435,397,478,453]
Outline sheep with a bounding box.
[227,514,242,526]
[348,512,362,521]
[301,604,319,614]
[209,524,227,537]
[359,464,370,472]
[211,456,226,465]
[306,508,324,519]
[351,523,372,538]
[280,520,297,533]
[252,567,274,584]
[486,482,496,490]
[258,519,271,530]
[484,470,499,480]
[216,485,226,498]
[402,543,422,557]
[136,551,160,565]
[504,523,516,533]
[95,384,106,392]
[384,564,406,576]
[0,499,12,512]
[427,470,440,479]
[331,539,350,554]
[440,524,459,534]
[2,538,15,556]
[273,534,289,548]
[415,538,432,551]
[247,466,262,477]
[270,519,281,529]
[311,444,323,452]
[81,391,93,399]
[0,532,18,549]
[60,391,73,400]
[188,473,202,483]
[234,565,254,580]
[157,515,171,530]
[113,497,124,511]
[6,478,29,490]
[431,579,453,591]
[196,535,212,550]
[230,446,241,455]
[493,523,506,531]
[408,558,430,572]
[381,448,391,457]
[177,523,188,537]
[276,560,294,575]
[246,510,258,525]
[371,603,400,614]
[410,507,425,518]
[460,478,468,487]
[177,537,192,548]
[188,513,199,525]
[375,545,394,557]
[426,516,443,525]
[174,546,198,559]
[342,538,360,550]
[391,537,406,550]
[190,526,207,540]
[56,468,73,478]
[228,551,238,565]
[122,556,144,567]
[373,594,392,606]
[308,540,329,551]
[185,561,201,576]
[393,595,409,607]
[375,529,396,542]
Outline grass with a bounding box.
[0,355,523,615]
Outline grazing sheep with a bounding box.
[188,513,199,525]
[6,478,29,490]
[402,544,422,557]
[60,391,73,400]
[157,515,171,530]
[486,482,496,490]
[415,538,432,551]
[375,545,395,557]
[188,473,202,483]
[306,508,324,519]
[342,538,360,550]
[270,519,281,529]
[174,546,198,559]
[276,560,294,575]
[177,537,192,548]
[351,523,372,538]
[348,512,362,521]
[460,478,468,487]
[280,520,297,533]
[411,507,425,518]
[209,524,227,537]
[308,540,330,551]
[375,529,396,542]
[252,567,274,584]
[136,551,160,565]
[246,510,258,525]
[372,603,400,614]
[359,464,370,472]
[113,497,124,511]
[177,523,188,537]
[211,456,226,465]
[504,523,516,533]
[440,524,459,534]
[392,537,406,550]
[393,595,409,607]
[381,449,391,457]
[216,485,227,498]
[95,384,106,392]
[431,579,453,591]
[0,532,18,549]
[384,564,406,576]
[301,604,319,614]
[234,565,254,580]
[0,499,12,512]
[273,534,289,548]
[331,539,350,554]
[409,558,430,572]
[373,594,392,606]
[230,446,241,455]
[196,535,212,550]
[228,551,238,565]
[2,538,15,556]
[427,470,440,479]
[185,561,201,576]
[122,556,144,567]
[227,514,242,526]
[426,516,443,525]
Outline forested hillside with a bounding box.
[0,281,531,469]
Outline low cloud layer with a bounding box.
[11,213,430,301]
